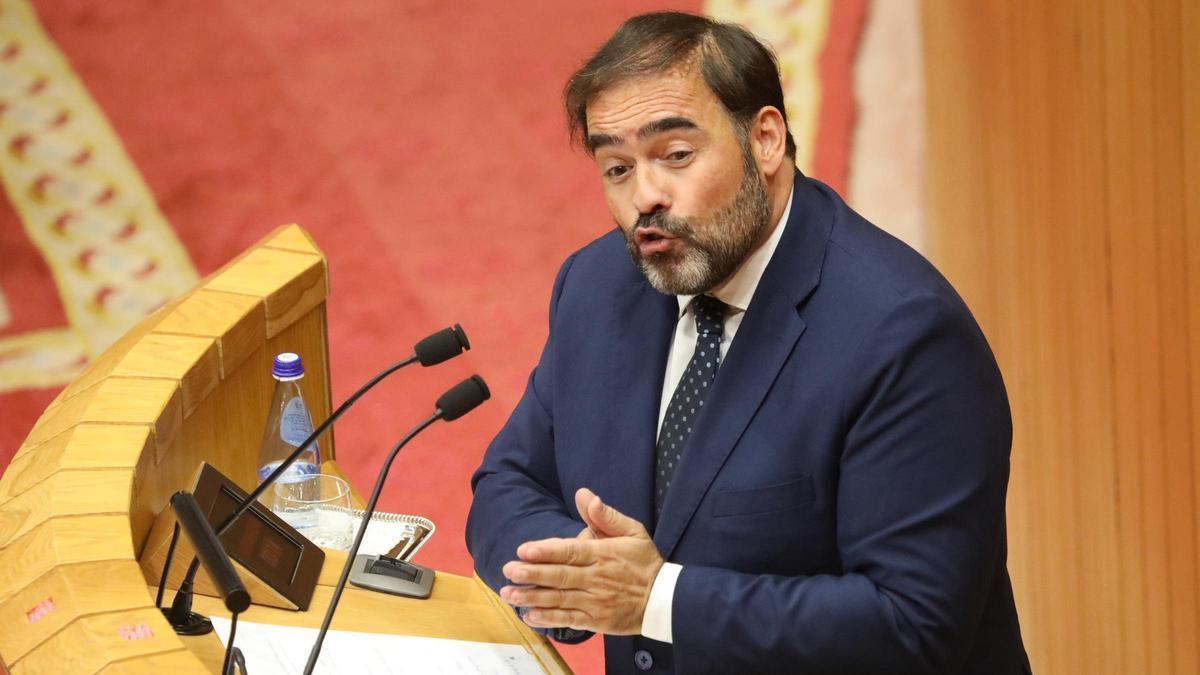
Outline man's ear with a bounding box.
[749,106,788,178]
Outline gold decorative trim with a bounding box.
[704,0,832,174]
[0,0,196,393]
[0,328,85,392]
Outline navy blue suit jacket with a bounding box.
[468,174,1030,674]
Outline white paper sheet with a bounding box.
[210,617,545,675]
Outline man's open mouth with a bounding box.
[636,227,676,244]
[634,227,679,255]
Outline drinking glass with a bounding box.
[272,474,354,550]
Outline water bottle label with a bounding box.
[280,397,315,448]
[258,461,319,484]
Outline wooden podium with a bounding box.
[0,226,570,673]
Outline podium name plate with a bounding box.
[141,463,325,611]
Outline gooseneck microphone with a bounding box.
[302,375,490,675]
[170,492,251,613]
[240,324,469,518]
[436,374,491,420]
[156,324,472,635]
[170,491,251,674]
[414,323,470,366]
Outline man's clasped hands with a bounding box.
[500,488,665,635]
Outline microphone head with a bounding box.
[414,324,471,366]
[436,375,490,421]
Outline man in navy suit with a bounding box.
[467,12,1030,674]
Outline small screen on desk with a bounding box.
[210,486,304,585]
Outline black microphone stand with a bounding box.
[157,324,472,634]
[302,375,490,675]
[170,491,251,674]
[158,354,415,634]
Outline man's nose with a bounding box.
[632,165,671,216]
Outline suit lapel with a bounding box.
[602,278,676,532]
[651,281,806,556]
[653,174,835,558]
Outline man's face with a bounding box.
[585,67,772,295]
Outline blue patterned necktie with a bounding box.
[655,294,726,521]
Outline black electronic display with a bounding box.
[191,463,324,611]
[209,485,304,585]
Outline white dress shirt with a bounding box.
[640,186,794,643]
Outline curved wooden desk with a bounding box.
[0,226,568,673]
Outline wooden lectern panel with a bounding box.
[0,560,150,663]
[0,515,133,605]
[111,334,221,417]
[17,607,185,675]
[50,310,172,406]
[0,224,569,673]
[154,291,265,379]
[0,469,133,549]
[98,650,206,674]
[0,425,152,499]
[204,248,327,339]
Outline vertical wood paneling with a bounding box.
[1151,5,1199,673]
[922,1,1199,672]
[1184,1,1200,666]
[1057,5,1123,672]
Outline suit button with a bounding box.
[634,648,654,671]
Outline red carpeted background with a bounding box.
[1,2,863,671]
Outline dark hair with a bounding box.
[564,11,796,159]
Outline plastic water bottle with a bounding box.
[256,353,321,493]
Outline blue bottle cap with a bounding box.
[272,352,305,379]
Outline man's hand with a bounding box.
[500,487,664,635]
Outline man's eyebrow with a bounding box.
[637,116,698,139]
[586,132,622,154]
[585,116,700,154]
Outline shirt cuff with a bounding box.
[640,562,682,643]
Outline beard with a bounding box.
[624,146,772,296]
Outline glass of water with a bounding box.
[272,474,354,550]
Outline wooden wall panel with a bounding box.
[1185,2,1200,670]
[923,1,1199,672]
